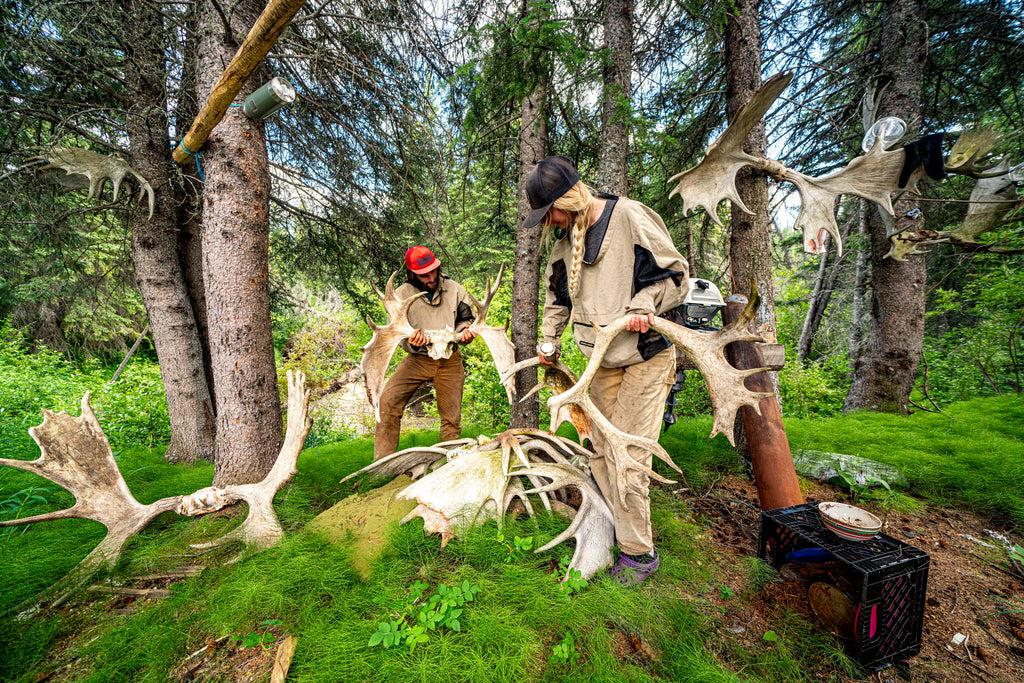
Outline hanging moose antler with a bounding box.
[669,72,911,256]
[32,147,155,219]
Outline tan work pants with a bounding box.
[373,349,465,459]
[588,347,676,556]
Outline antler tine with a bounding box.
[508,462,615,580]
[340,445,452,483]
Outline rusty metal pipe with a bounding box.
[722,294,803,510]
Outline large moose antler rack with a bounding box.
[341,429,615,580]
[670,72,909,257]
[542,293,772,512]
[360,265,517,420]
[0,371,312,607]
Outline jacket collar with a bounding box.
[580,194,618,264]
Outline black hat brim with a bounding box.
[523,204,551,229]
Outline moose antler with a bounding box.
[668,72,913,256]
[466,263,517,403]
[0,371,313,605]
[360,272,426,421]
[669,72,794,222]
[945,126,1010,178]
[360,267,516,421]
[341,429,614,579]
[185,370,313,554]
[501,356,593,442]
[33,147,155,219]
[510,461,615,580]
[545,296,773,511]
[0,393,182,603]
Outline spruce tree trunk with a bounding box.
[596,0,633,195]
[848,199,870,366]
[724,0,779,391]
[196,0,283,484]
[510,65,548,427]
[844,0,927,413]
[124,0,215,463]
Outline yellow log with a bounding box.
[173,0,306,164]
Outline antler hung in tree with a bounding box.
[669,72,794,223]
[34,147,155,219]
[360,272,426,421]
[946,126,1010,178]
[668,72,917,256]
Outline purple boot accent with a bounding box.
[608,549,660,587]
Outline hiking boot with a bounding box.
[608,549,660,587]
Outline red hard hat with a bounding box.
[405,246,440,274]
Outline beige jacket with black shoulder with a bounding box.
[540,196,689,368]
[396,276,475,356]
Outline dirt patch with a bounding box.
[677,476,1024,681]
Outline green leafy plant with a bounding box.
[229,619,283,652]
[368,579,481,651]
[497,530,533,563]
[718,584,735,600]
[556,555,588,600]
[552,633,579,665]
[762,630,780,643]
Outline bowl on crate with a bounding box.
[818,502,882,541]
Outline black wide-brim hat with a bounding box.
[523,156,581,229]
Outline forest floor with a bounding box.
[690,475,1024,683]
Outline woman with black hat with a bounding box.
[524,156,690,586]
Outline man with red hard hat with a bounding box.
[373,246,476,459]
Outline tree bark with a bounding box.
[848,199,870,366]
[510,12,548,430]
[196,0,283,484]
[844,0,927,414]
[124,0,215,464]
[596,0,633,195]
[724,0,779,398]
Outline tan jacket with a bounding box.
[396,276,475,355]
[541,197,689,368]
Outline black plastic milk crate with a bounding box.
[757,503,930,672]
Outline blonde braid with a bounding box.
[568,218,588,299]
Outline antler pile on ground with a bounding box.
[341,430,614,580]
[0,371,312,607]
